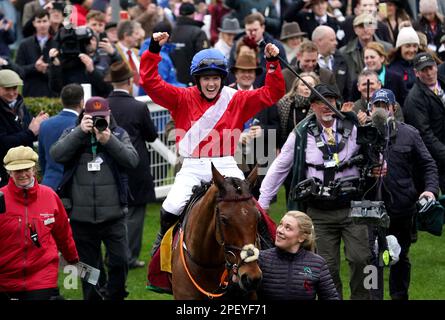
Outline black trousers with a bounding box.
[70,217,129,300]
[126,205,146,265]
[369,215,413,300]
[0,288,61,300]
[388,215,413,300]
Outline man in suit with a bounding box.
[115,20,142,96]
[15,9,57,97]
[282,40,337,93]
[38,84,84,191]
[106,61,158,269]
[312,25,350,100]
[283,0,346,47]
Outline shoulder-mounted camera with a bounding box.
[56,26,94,59]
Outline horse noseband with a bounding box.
[240,244,259,263]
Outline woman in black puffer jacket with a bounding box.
[258,211,339,300]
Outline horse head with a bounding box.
[211,163,263,293]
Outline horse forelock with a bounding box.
[219,177,251,198]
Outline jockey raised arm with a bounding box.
[139,31,285,255]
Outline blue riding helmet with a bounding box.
[190,49,228,77]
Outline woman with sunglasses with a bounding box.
[140,32,285,255]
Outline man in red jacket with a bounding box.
[140,31,285,254]
[0,146,79,300]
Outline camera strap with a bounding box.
[308,119,354,186]
[90,135,98,159]
[88,135,102,172]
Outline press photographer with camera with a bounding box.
[50,97,139,300]
[48,25,113,97]
[258,83,371,300]
[86,10,121,65]
[356,88,439,300]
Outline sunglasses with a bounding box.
[197,58,226,69]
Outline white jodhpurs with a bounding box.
[162,156,245,215]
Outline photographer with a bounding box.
[86,10,121,65]
[357,88,439,300]
[259,83,371,300]
[48,25,113,97]
[50,97,139,300]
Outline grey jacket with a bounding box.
[50,123,139,223]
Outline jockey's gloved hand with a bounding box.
[149,37,162,54]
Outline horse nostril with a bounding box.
[240,274,262,291]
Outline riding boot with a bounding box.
[150,208,179,256]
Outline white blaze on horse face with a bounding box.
[241,207,249,216]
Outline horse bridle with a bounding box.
[179,194,260,299]
[215,195,260,277]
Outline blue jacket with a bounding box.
[138,38,186,96]
[38,110,78,191]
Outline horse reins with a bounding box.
[179,195,260,299]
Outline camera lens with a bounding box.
[93,116,108,132]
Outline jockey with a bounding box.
[140,32,285,255]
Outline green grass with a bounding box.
[59,187,445,300]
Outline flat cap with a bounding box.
[4,146,38,171]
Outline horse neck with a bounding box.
[186,185,225,264]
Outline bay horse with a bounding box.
[170,163,262,299]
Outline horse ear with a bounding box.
[211,162,225,190]
[246,165,258,189]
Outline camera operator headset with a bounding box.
[356,88,439,300]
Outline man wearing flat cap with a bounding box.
[0,146,79,300]
[50,96,139,300]
[404,52,445,193]
[339,13,392,93]
[0,69,49,187]
[106,61,158,269]
[259,83,372,299]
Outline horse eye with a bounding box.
[220,216,229,225]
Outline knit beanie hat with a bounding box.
[396,27,420,48]
[419,0,438,14]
